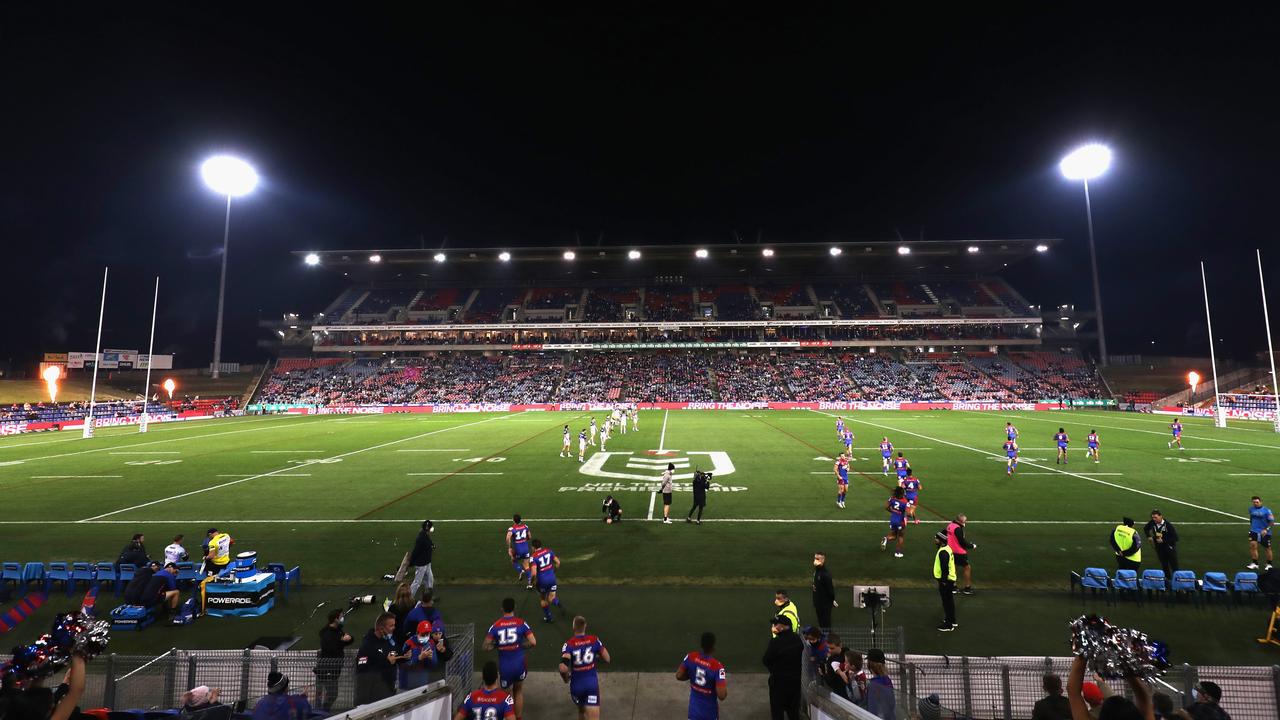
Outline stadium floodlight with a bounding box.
[761,248,775,257]
[433,252,446,263]
[1035,244,1049,253]
[201,154,259,379]
[498,251,511,262]
[829,247,842,257]
[897,246,911,255]
[369,254,382,263]
[304,253,320,266]
[563,250,576,261]
[967,246,979,254]
[1059,143,1112,181]
[695,248,709,259]
[628,250,642,260]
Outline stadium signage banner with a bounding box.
[42,353,68,363]
[63,351,172,369]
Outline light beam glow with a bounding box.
[200,155,259,197]
[1059,143,1112,181]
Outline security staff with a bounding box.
[1109,517,1142,571]
[811,553,837,632]
[1142,509,1179,585]
[933,532,957,632]
[772,589,799,636]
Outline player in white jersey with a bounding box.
[629,408,638,432]
[616,407,627,434]
[561,425,571,458]
[588,417,598,446]
[578,429,588,462]
[600,420,611,452]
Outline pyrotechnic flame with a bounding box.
[163,378,176,399]
[42,365,61,403]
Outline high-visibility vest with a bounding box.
[934,547,956,582]
[777,601,799,634]
[1113,525,1141,563]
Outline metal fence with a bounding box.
[78,624,474,714]
[806,627,1280,720]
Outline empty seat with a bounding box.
[1140,569,1167,592]
[44,562,71,595]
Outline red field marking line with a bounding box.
[354,414,585,519]
[746,416,951,521]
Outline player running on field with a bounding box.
[676,632,728,720]
[1169,420,1185,450]
[506,515,533,587]
[530,539,562,623]
[899,473,922,525]
[454,661,515,720]
[1003,439,1019,476]
[615,407,626,435]
[483,597,535,720]
[881,487,908,558]
[588,417,597,447]
[578,429,588,463]
[561,425,571,458]
[600,419,611,452]
[833,453,850,509]
[1054,428,1070,465]
[629,407,639,432]
[841,428,854,454]
[836,416,846,441]
[893,452,911,482]
[1006,422,1019,443]
[1086,430,1100,463]
[560,616,610,720]
[1248,495,1275,571]
[879,437,894,475]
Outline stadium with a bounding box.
[5,8,1280,720]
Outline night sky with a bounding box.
[3,6,1279,370]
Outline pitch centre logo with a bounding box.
[579,451,736,481]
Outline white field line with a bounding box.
[395,449,470,452]
[4,417,345,465]
[249,450,325,453]
[79,413,520,522]
[647,491,657,520]
[0,415,307,451]
[816,410,1247,520]
[0,517,1242,526]
[1020,472,1123,476]
[658,410,669,453]
[110,451,181,455]
[32,475,123,479]
[1228,473,1280,477]
[407,472,504,476]
[970,410,1280,451]
[217,473,312,477]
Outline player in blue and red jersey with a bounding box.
[455,661,515,720]
[676,632,728,720]
[880,487,908,558]
[506,514,533,587]
[835,417,846,440]
[1169,420,1184,451]
[833,453,850,509]
[841,428,854,454]
[1086,430,1100,463]
[530,539,562,623]
[879,437,894,475]
[899,474,922,525]
[483,597,536,720]
[560,615,611,719]
[1006,422,1019,443]
[1054,428,1070,465]
[893,452,911,482]
[1003,439,1019,476]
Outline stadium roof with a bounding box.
[294,238,1059,283]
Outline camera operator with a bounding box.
[602,495,623,524]
[687,470,711,524]
[315,609,353,711]
[355,612,404,705]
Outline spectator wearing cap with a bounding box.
[917,693,942,720]
[251,671,311,720]
[116,533,150,572]
[1110,517,1142,572]
[399,619,452,690]
[864,648,896,720]
[1032,673,1071,720]
[404,589,443,642]
[1184,680,1230,720]
[408,520,435,598]
[1143,510,1180,587]
[180,685,221,713]
[933,531,957,632]
[762,615,803,720]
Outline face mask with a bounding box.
[1191,689,1199,701]
[418,635,430,644]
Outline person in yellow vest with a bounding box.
[1109,517,1141,571]
[933,531,957,632]
[771,589,799,636]
[203,527,235,576]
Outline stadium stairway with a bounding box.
[504,671,771,719]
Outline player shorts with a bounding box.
[1088,443,1098,449]
[1006,455,1017,461]
[537,581,557,595]
[904,495,917,506]
[836,481,848,489]
[953,554,970,567]
[570,682,600,707]
[1057,444,1068,450]
[513,551,531,562]
[663,492,673,505]
[882,454,892,461]
[889,518,904,531]
[1250,531,1272,547]
[498,659,527,688]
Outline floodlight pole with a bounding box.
[1199,262,1224,427]
[1258,250,1280,433]
[84,267,108,439]
[140,276,159,433]
[1082,179,1108,367]
[211,194,232,379]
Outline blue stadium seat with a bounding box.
[45,562,71,595]
[1,562,22,588]
[94,562,118,591]
[1233,571,1259,603]
[176,562,199,585]
[266,562,287,588]
[1202,572,1229,604]
[116,564,137,596]
[22,563,45,592]
[70,562,95,592]
[1112,569,1140,602]
[1140,569,1167,593]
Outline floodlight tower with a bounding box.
[1059,143,1113,367]
[201,154,259,379]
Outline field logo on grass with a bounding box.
[578,451,736,481]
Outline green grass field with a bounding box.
[4,409,1280,668]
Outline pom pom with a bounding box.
[1,612,110,688]
[1069,614,1169,681]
